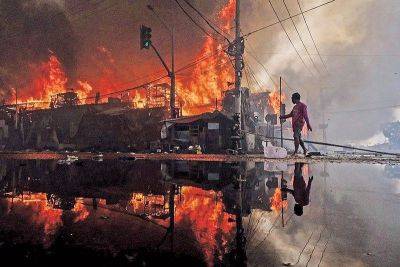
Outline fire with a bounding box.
[10,0,236,115]
[220,0,236,31]
[4,193,63,246]
[14,54,91,108]
[268,90,286,114]
[269,188,288,213]
[13,47,147,109]
[129,193,165,214]
[174,186,234,265]
[178,0,236,115]
[72,198,90,223]
[127,186,235,264]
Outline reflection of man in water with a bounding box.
[282,163,313,216]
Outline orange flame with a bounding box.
[268,90,286,114]
[72,198,90,223]
[5,193,63,246]
[269,188,288,213]
[178,0,236,115]
[15,50,146,109]
[14,1,236,114]
[174,186,234,265]
[15,54,91,108]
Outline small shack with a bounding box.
[162,111,234,154]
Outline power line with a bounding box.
[7,42,229,105]
[241,28,278,88]
[247,64,263,91]
[267,0,315,77]
[282,0,321,75]
[244,60,263,91]
[181,0,230,42]
[326,104,400,114]
[243,63,252,89]
[173,0,214,38]
[281,77,295,91]
[244,48,278,87]
[83,74,170,100]
[244,0,336,38]
[296,0,329,73]
[245,51,400,57]
[175,44,229,73]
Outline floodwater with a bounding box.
[0,158,399,266]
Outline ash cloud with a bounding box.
[0,0,76,100]
[241,0,400,145]
[1,0,397,145]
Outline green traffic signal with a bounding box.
[143,40,151,49]
[140,25,152,50]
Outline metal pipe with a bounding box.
[264,135,399,156]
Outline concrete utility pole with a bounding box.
[279,77,283,148]
[234,0,242,128]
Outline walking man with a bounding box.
[280,92,312,156]
[281,163,313,216]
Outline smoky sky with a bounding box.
[0,0,76,98]
[1,0,399,145]
[240,0,400,145]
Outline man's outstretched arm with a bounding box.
[280,110,293,119]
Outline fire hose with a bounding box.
[247,131,400,157]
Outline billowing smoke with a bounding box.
[0,0,76,100]
[1,0,398,145]
[241,0,400,145]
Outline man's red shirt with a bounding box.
[289,101,310,130]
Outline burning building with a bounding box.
[0,88,170,151]
[0,0,282,153]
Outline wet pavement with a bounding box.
[0,158,399,266]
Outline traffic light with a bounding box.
[140,25,152,49]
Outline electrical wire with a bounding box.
[296,0,329,73]
[181,0,231,43]
[282,0,321,75]
[241,29,278,88]
[317,232,332,267]
[267,0,315,77]
[245,60,264,91]
[305,226,327,266]
[293,231,315,265]
[244,0,336,38]
[173,0,214,38]
[244,48,278,88]
[326,104,400,114]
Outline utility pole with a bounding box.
[228,0,245,154]
[146,5,176,118]
[279,77,284,148]
[234,0,243,128]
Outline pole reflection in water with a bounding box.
[1,159,398,266]
[0,159,260,265]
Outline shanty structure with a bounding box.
[162,111,234,154]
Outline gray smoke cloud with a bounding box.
[0,0,76,100]
[1,0,398,146]
[241,0,400,145]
